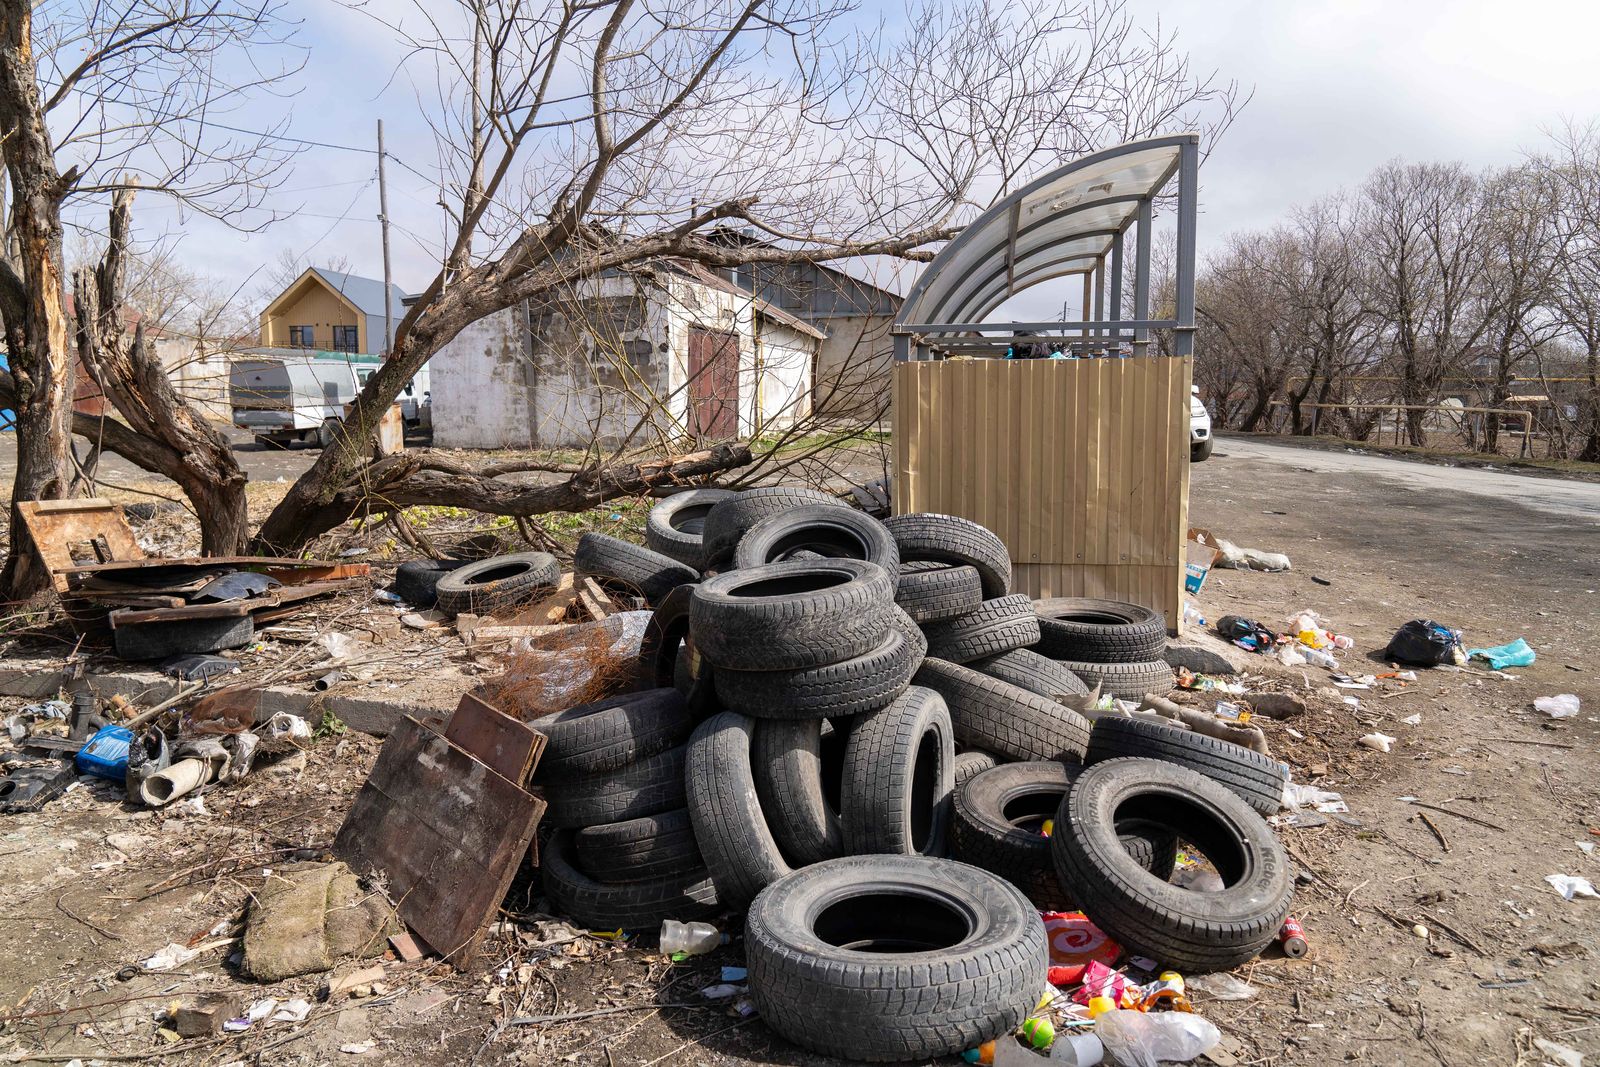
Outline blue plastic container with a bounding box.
[75,723,134,780]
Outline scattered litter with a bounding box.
[1467,638,1535,670]
[699,982,746,999]
[1214,538,1291,572]
[1401,713,1422,726]
[1534,694,1581,719]
[1095,1009,1220,1067]
[1385,620,1465,667]
[316,632,364,661]
[1412,924,1430,939]
[721,966,748,981]
[266,712,313,740]
[400,610,448,630]
[340,1041,377,1055]
[1283,783,1347,813]
[1545,875,1598,901]
[143,942,202,971]
[1359,733,1395,753]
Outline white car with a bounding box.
[1190,385,1212,461]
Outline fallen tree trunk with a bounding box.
[250,442,755,554]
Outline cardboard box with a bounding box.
[1185,527,1222,595]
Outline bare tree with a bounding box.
[1534,120,1600,461]
[1357,160,1494,446]
[0,0,299,599]
[250,0,1241,553]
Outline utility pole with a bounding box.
[377,119,393,356]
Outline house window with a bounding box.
[288,325,315,348]
[332,325,359,352]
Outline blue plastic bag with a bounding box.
[75,723,133,780]
[1467,638,1536,670]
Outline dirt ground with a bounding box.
[0,435,1597,1066]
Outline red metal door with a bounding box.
[687,327,739,440]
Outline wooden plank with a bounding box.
[260,578,365,607]
[110,600,257,628]
[443,692,547,786]
[578,577,614,621]
[19,499,144,594]
[56,555,362,576]
[524,572,578,625]
[332,717,543,968]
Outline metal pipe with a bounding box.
[1109,232,1124,328]
[1172,139,1199,358]
[1134,199,1153,355]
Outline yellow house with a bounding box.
[259,267,407,354]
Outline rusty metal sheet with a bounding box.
[332,718,543,968]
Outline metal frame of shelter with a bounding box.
[892,133,1198,361]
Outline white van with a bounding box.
[231,355,360,448]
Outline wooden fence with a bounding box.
[892,356,1192,630]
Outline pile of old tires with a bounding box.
[525,489,1290,1063]
[1030,595,1177,698]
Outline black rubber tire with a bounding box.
[953,750,997,788]
[685,712,792,908]
[949,762,1179,910]
[913,658,1090,763]
[1085,715,1286,815]
[839,686,954,857]
[1191,438,1214,462]
[733,505,899,573]
[1051,757,1293,973]
[434,551,561,617]
[391,558,468,608]
[575,532,699,607]
[883,513,1011,598]
[895,561,983,623]
[646,488,736,569]
[690,559,895,671]
[1050,658,1175,699]
[922,594,1040,664]
[542,830,719,929]
[712,609,925,719]
[972,648,1089,700]
[574,809,702,884]
[745,854,1047,1062]
[113,616,254,660]
[1033,597,1168,663]
[701,487,845,566]
[539,744,687,828]
[752,718,843,867]
[532,689,694,782]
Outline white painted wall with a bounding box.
[749,316,816,435]
[431,306,536,449]
[812,313,895,423]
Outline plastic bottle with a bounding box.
[1182,601,1205,628]
[1300,646,1338,670]
[1094,1010,1220,1067]
[659,920,723,956]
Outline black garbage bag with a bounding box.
[1385,620,1463,666]
[1216,615,1277,653]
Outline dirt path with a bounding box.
[0,438,1596,1065]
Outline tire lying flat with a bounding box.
[543,830,719,929]
[971,648,1088,700]
[700,487,844,567]
[895,561,983,623]
[1032,597,1168,663]
[539,744,687,828]
[575,531,699,607]
[712,609,925,719]
[913,657,1090,763]
[921,594,1041,664]
[883,513,1012,598]
[434,552,561,617]
[1051,757,1293,973]
[745,855,1047,1062]
[573,809,702,884]
[1085,714,1285,815]
[733,505,899,572]
[1049,657,1175,700]
[691,559,895,671]
[532,688,693,782]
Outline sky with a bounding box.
[96,0,1600,319]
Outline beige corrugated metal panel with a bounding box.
[892,356,1191,632]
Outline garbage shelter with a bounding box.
[892,133,1199,630]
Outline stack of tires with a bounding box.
[532,689,722,930]
[1029,596,1177,698]
[886,514,1095,768]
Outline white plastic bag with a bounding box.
[1545,874,1599,901]
[1534,694,1580,719]
[1095,1010,1220,1067]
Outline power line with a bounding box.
[207,119,439,185]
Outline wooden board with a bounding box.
[18,499,145,594]
[443,693,547,786]
[110,600,256,627]
[332,717,544,968]
[894,357,1191,632]
[54,555,368,579]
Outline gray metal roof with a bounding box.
[895,134,1198,356]
[310,267,408,353]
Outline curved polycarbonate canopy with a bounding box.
[893,134,1199,360]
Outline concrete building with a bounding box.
[430,261,823,450]
[258,267,407,355]
[732,260,902,424]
